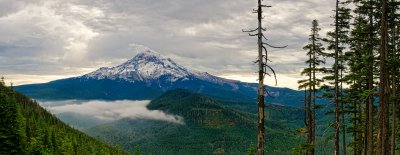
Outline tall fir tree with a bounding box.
[298,19,327,155]
[323,0,352,154]
[387,1,400,155]
[377,0,390,154]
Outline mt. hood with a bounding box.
[82,50,229,86]
[15,47,303,106]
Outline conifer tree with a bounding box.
[298,19,327,155]
[350,1,380,154]
[134,144,142,155]
[0,76,4,86]
[387,1,399,154]
[345,4,373,152]
[246,144,257,155]
[377,0,390,154]
[323,1,352,154]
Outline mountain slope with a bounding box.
[15,49,304,106]
[86,89,304,154]
[0,84,126,154]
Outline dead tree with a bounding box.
[243,0,286,154]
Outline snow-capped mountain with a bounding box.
[82,49,232,86]
[15,47,304,106]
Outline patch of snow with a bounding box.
[82,47,236,86]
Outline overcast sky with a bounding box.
[0,0,337,89]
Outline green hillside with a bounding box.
[0,83,126,154]
[87,89,304,155]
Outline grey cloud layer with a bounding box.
[0,0,336,88]
[40,100,184,124]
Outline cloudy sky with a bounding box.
[0,0,337,89]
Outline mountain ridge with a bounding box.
[15,47,305,106]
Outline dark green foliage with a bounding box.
[245,144,256,155]
[87,89,307,155]
[0,85,24,154]
[134,144,142,155]
[0,84,126,155]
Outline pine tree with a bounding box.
[323,1,352,154]
[246,144,257,155]
[345,6,371,153]
[343,0,380,153]
[0,76,4,86]
[350,0,380,154]
[134,144,142,155]
[377,0,390,154]
[387,1,399,154]
[298,19,327,155]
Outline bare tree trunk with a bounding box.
[340,46,346,155]
[311,33,316,155]
[354,89,358,155]
[244,1,282,154]
[307,48,313,155]
[256,0,265,154]
[366,0,375,154]
[377,0,389,154]
[357,86,362,155]
[390,19,397,155]
[390,70,396,155]
[304,88,308,127]
[334,0,340,154]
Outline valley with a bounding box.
[11,50,332,154]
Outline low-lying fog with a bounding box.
[39,100,184,130]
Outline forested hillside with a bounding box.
[0,80,126,154]
[87,89,318,155]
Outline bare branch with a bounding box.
[249,33,258,36]
[261,5,272,8]
[263,42,288,48]
[262,34,268,41]
[262,46,268,54]
[263,88,275,98]
[265,64,278,86]
[242,28,258,33]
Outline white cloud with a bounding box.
[0,0,338,89]
[40,100,184,124]
[220,72,303,89]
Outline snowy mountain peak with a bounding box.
[124,49,169,66]
[82,48,228,85]
[137,49,162,57]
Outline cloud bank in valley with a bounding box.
[40,100,184,124]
